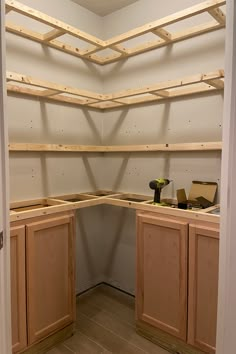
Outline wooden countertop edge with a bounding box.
[9,192,220,223]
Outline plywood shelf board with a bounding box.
[6,70,225,110]
[5,0,226,65]
[8,142,222,153]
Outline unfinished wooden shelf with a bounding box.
[5,0,226,65]
[6,70,225,110]
[9,192,220,223]
[8,142,222,153]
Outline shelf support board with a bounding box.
[203,78,224,89]
[7,84,98,107]
[43,29,66,42]
[8,142,222,153]
[5,0,226,65]
[5,0,104,47]
[151,90,170,98]
[102,20,224,64]
[6,71,105,101]
[208,8,226,25]
[6,70,224,110]
[105,0,226,47]
[40,89,61,97]
[152,28,172,41]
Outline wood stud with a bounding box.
[5,0,226,65]
[6,69,225,110]
[8,142,222,153]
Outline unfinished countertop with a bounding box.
[9,190,220,224]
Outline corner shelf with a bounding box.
[8,142,222,153]
[9,192,220,223]
[5,0,226,65]
[7,70,224,110]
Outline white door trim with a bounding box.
[216,0,236,353]
[0,0,11,353]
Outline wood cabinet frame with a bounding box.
[188,225,219,353]
[136,213,188,340]
[26,214,75,345]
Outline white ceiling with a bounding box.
[71,0,139,17]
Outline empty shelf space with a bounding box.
[8,142,223,153]
[5,0,226,65]
[6,70,224,110]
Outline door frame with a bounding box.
[0,0,236,353]
[0,0,11,353]
[216,0,236,353]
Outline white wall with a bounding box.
[6,0,105,293]
[7,0,225,294]
[101,0,225,293]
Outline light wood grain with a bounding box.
[6,70,224,110]
[5,0,103,46]
[5,0,226,64]
[10,225,27,353]
[188,225,219,353]
[136,214,188,340]
[26,212,75,344]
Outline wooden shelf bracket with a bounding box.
[5,0,226,65]
[6,69,225,110]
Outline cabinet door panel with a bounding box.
[26,214,75,345]
[11,225,27,353]
[188,225,219,354]
[136,214,188,340]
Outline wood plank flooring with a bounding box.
[46,284,170,354]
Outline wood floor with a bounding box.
[45,284,170,354]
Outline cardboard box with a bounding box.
[176,181,217,209]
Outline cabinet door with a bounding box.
[10,225,27,353]
[188,225,219,354]
[136,214,188,340]
[26,213,75,345]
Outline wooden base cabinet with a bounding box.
[136,213,188,340]
[188,225,219,354]
[136,212,219,354]
[10,211,76,353]
[26,213,75,345]
[10,226,27,353]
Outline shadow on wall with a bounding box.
[82,108,103,144]
[6,36,102,86]
[112,155,130,191]
[39,101,102,144]
[103,43,174,77]
[103,208,128,281]
[40,154,49,197]
[103,101,171,145]
[82,155,99,191]
[104,109,129,142]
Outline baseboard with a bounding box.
[136,320,207,354]
[19,323,75,354]
[76,281,135,298]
